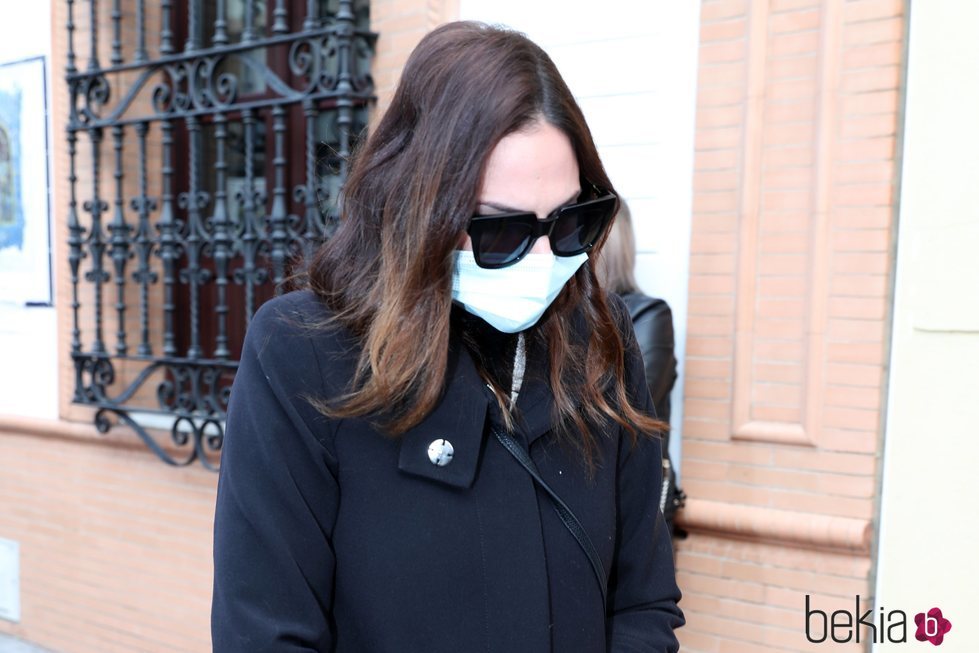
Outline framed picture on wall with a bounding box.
[0,55,51,306]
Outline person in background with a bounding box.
[597,200,687,538]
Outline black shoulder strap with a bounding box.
[491,426,608,608]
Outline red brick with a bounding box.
[840,113,899,139]
[828,274,888,298]
[765,98,816,123]
[685,357,735,380]
[701,39,749,64]
[770,0,819,11]
[843,16,904,46]
[691,231,739,254]
[686,334,735,357]
[762,189,810,211]
[767,54,819,80]
[833,182,893,207]
[754,317,804,340]
[825,384,882,410]
[828,295,888,319]
[701,17,748,42]
[759,231,810,253]
[699,61,748,89]
[757,253,808,276]
[826,338,887,363]
[695,170,741,192]
[692,189,740,214]
[690,273,738,294]
[696,148,741,170]
[769,30,821,56]
[751,380,804,406]
[763,145,814,167]
[841,65,902,93]
[698,105,748,129]
[841,89,901,115]
[763,121,815,147]
[834,160,896,184]
[825,362,884,387]
[833,206,893,229]
[837,136,897,162]
[755,295,806,320]
[776,448,875,475]
[750,404,803,423]
[683,417,734,440]
[769,8,821,33]
[698,84,746,108]
[820,428,879,454]
[768,78,818,101]
[688,314,738,337]
[763,166,813,190]
[830,227,891,251]
[693,213,740,234]
[843,0,904,25]
[760,211,811,233]
[689,291,738,314]
[696,125,743,151]
[753,360,804,383]
[702,0,750,23]
[757,275,808,297]
[827,317,886,342]
[753,339,806,361]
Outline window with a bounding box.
[66,0,375,468]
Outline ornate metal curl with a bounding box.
[79,356,235,470]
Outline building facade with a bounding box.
[1,0,976,652]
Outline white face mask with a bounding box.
[450,249,588,333]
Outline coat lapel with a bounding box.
[398,305,591,487]
[397,331,490,489]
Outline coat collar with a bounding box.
[397,332,490,489]
[397,321,564,489]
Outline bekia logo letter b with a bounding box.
[914,607,952,646]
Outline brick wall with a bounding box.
[372,0,458,116]
[0,1,455,651]
[674,0,905,651]
[3,0,907,650]
[0,427,217,652]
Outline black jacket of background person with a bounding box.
[617,292,685,540]
[616,293,678,443]
[211,289,684,652]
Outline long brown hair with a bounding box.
[306,21,666,469]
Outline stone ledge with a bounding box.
[675,498,873,554]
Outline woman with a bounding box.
[597,200,687,538]
[211,21,685,652]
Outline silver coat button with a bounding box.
[427,439,454,467]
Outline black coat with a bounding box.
[211,289,685,652]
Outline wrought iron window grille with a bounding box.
[66,0,375,469]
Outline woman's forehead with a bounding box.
[478,121,580,215]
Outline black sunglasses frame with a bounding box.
[466,192,618,269]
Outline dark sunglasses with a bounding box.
[466,191,618,269]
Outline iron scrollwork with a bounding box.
[66,0,375,469]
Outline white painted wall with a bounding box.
[0,2,57,419]
[873,2,979,650]
[457,0,702,473]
